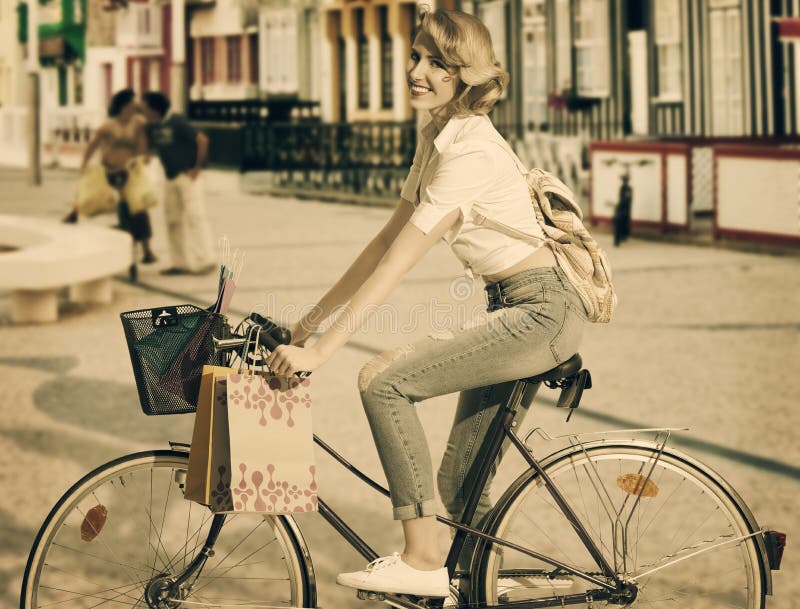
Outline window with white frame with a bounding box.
[654,0,682,100]
[709,4,743,134]
[573,0,610,97]
[522,0,547,126]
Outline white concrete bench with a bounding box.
[0,215,132,322]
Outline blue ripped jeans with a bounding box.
[358,266,587,525]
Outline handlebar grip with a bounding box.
[256,330,281,351]
[248,312,292,346]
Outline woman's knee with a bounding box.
[357,345,415,398]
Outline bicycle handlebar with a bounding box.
[213,312,311,379]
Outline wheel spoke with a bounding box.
[23,453,307,609]
[189,536,282,598]
[38,581,145,608]
[38,572,149,607]
[73,504,145,594]
[477,445,763,609]
[51,541,154,575]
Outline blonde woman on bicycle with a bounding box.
[267,7,587,598]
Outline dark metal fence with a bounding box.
[187,99,321,123]
[200,124,245,168]
[241,121,416,205]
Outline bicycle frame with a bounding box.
[309,379,627,608]
[212,329,622,593]
[179,376,629,608]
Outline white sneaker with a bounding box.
[336,553,450,597]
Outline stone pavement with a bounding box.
[0,166,798,609]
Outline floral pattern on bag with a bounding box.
[227,373,311,427]
[211,465,234,510]
[204,374,317,514]
[211,464,317,513]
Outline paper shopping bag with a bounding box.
[209,373,318,514]
[184,365,241,504]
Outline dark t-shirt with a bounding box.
[147,114,198,180]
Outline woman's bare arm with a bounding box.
[300,207,460,362]
[268,207,460,375]
[291,198,417,343]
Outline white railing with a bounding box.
[41,106,105,169]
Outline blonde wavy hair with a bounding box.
[417,7,509,117]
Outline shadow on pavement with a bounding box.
[0,356,79,375]
[32,377,195,446]
[0,506,39,608]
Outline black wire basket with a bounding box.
[121,304,228,415]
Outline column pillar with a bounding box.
[392,2,411,121]
[170,0,186,112]
[320,10,336,122]
[12,289,58,323]
[367,5,380,113]
[26,0,41,185]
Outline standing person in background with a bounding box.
[141,92,215,276]
[64,88,158,264]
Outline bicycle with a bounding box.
[21,309,786,609]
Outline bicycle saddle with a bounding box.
[523,353,582,384]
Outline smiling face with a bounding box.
[406,31,460,117]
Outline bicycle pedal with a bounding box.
[357,589,386,601]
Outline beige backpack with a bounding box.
[472,143,617,323]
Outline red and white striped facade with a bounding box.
[119,0,172,97]
[188,1,259,100]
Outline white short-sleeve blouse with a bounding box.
[400,113,546,280]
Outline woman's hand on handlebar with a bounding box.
[266,344,326,377]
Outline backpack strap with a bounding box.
[475,134,585,220]
[471,211,548,244]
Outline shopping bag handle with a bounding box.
[248,312,291,347]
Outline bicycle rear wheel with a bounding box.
[21,449,315,609]
[473,442,767,608]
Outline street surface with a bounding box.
[0,166,798,608]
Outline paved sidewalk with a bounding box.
[0,167,798,609]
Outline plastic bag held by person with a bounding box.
[76,165,118,217]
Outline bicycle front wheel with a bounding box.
[21,449,315,609]
[474,442,766,608]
